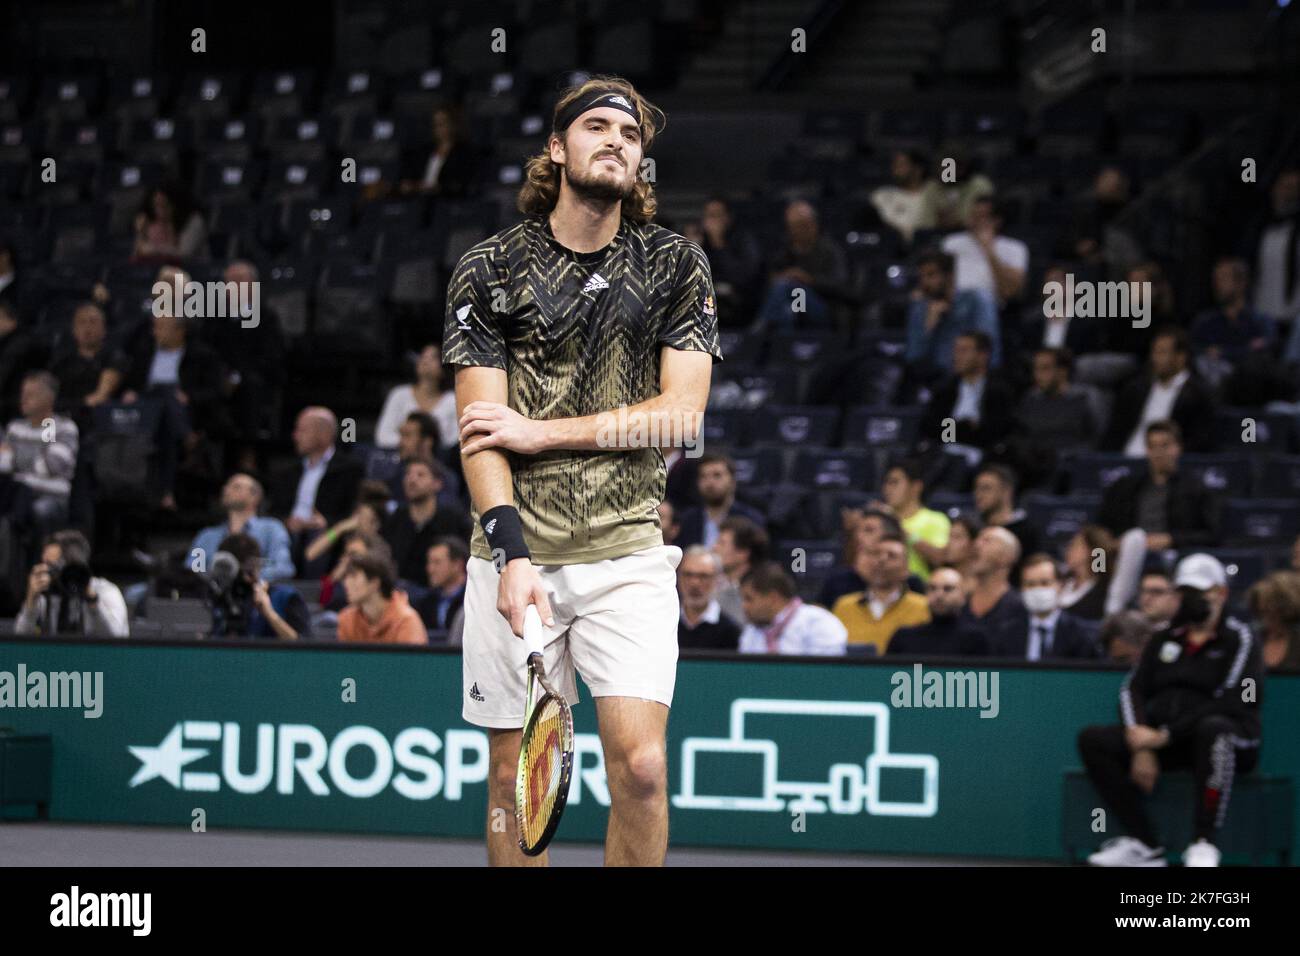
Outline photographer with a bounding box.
[16,529,128,637]
[209,532,312,641]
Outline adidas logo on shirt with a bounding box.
[582,272,609,295]
[456,304,472,330]
[469,683,485,702]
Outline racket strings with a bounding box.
[519,697,567,847]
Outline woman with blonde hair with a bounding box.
[1248,570,1300,670]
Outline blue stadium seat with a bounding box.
[773,539,842,582]
[1023,493,1103,546]
[195,115,260,163]
[1220,499,1300,546]
[1063,452,1139,493]
[729,448,784,488]
[1215,408,1294,451]
[751,405,840,447]
[1179,453,1252,496]
[929,492,975,517]
[1259,456,1300,498]
[700,409,751,447]
[842,405,922,449]
[717,328,764,365]
[789,448,874,491]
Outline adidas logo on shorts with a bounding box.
[469,682,485,702]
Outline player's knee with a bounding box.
[1193,714,1235,743]
[489,756,517,800]
[608,744,667,801]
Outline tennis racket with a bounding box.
[515,604,575,856]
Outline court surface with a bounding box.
[1,822,1059,866]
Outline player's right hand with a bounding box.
[497,557,555,637]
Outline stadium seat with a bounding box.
[789,448,874,491]
[195,115,260,164]
[1259,455,1300,498]
[842,405,922,449]
[1220,499,1300,546]
[700,409,751,447]
[1179,453,1252,496]
[1215,408,1295,452]
[751,405,840,447]
[728,448,784,488]
[1061,452,1139,494]
[773,538,842,583]
[1022,493,1103,547]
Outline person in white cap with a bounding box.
[1076,553,1262,867]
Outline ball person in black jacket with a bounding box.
[1077,554,1262,867]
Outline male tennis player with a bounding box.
[442,76,721,866]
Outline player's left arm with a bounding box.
[459,346,711,455]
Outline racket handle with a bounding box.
[522,605,546,659]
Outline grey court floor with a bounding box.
[0,822,1059,866]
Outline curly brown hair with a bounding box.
[517,75,665,224]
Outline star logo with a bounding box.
[127,723,208,788]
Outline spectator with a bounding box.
[203,260,286,451]
[400,105,478,199]
[941,512,981,588]
[270,406,365,569]
[880,458,950,581]
[657,499,679,547]
[0,238,17,309]
[960,526,1029,655]
[971,464,1041,568]
[932,150,995,231]
[381,456,471,584]
[738,561,847,656]
[319,530,393,614]
[1017,264,1103,358]
[695,197,763,328]
[1103,327,1217,457]
[15,529,128,637]
[120,310,229,509]
[675,454,765,549]
[1191,257,1276,375]
[210,532,312,640]
[1252,165,1300,330]
[1011,553,1101,660]
[192,473,296,582]
[1099,609,1156,664]
[0,298,49,425]
[1078,554,1262,868]
[888,566,990,657]
[677,545,741,650]
[304,494,390,573]
[1015,347,1098,455]
[132,181,208,260]
[375,344,458,453]
[1247,571,1300,670]
[49,302,127,434]
[918,332,1015,476]
[869,149,941,244]
[413,536,468,636]
[1058,525,1116,623]
[1067,165,1144,279]
[906,251,1002,378]
[338,551,427,644]
[0,372,79,537]
[754,200,849,329]
[941,196,1029,305]
[818,507,914,608]
[1099,420,1220,612]
[712,515,769,626]
[1137,569,1179,629]
[831,531,931,655]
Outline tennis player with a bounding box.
[443,75,721,866]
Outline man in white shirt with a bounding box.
[870,149,941,244]
[1104,328,1216,458]
[738,562,847,656]
[941,197,1028,304]
[1253,166,1300,325]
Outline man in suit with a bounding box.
[918,331,1016,456]
[271,405,364,574]
[1012,552,1101,660]
[674,453,765,549]
[1102,326,1217,456]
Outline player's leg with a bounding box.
[462,555,577,866]
[561,543,683,866]
[486,728,549,867]
[594,695,670,866]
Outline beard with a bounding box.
[565,158,634,203]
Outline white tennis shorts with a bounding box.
[461,544,683,729]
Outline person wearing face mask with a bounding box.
[1012,554,1102,660]
[1077,553,1263,868]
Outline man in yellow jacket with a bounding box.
[832,530,931,655]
